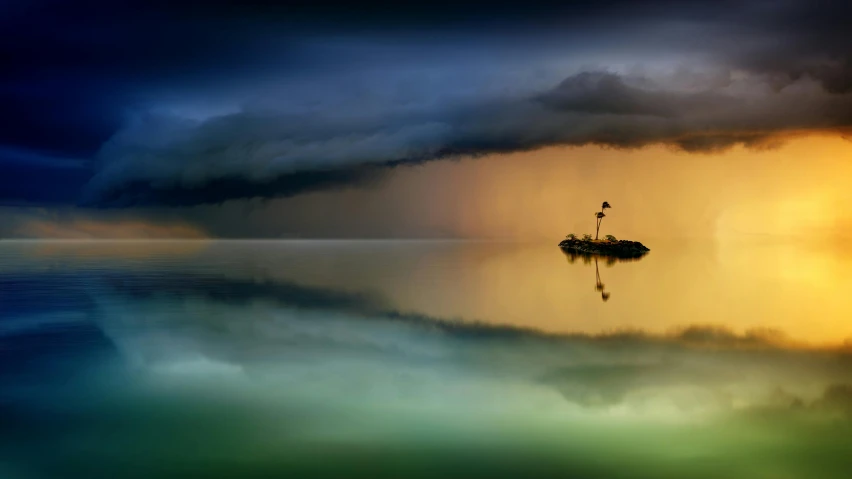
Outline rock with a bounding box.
[558,238,650,258]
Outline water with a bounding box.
[2,239,852,478]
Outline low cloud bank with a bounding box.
[84,71,852,207]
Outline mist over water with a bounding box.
[2,240,852,478]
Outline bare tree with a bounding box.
[595,201,611,240]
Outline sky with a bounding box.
[2,0,852,239]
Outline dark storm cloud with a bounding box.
[88,167,384,208]
[0,0,324,206]
[3,0,852,206]
[724,0,852,94]
[83,69,852,206]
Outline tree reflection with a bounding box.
[562,250,646,302]
[594,258,611,302]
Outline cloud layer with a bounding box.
[2,0,852,206]
[84,70,852,206]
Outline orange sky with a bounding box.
[7,133,851,240]
[245,133,852,240]
[14,217,207,239]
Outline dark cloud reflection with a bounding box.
[4,240,852,478]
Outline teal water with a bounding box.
[2,240,852,478]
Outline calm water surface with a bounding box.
[2,240,852,478]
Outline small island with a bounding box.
[558,201,650,258]
[559,237,650,258]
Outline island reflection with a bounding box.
[562,249,648,302]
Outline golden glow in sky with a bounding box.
[261,133,852,241]
[10,134,851,241]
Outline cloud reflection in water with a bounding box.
[2,240,852,478]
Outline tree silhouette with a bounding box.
[595,201,611,240]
